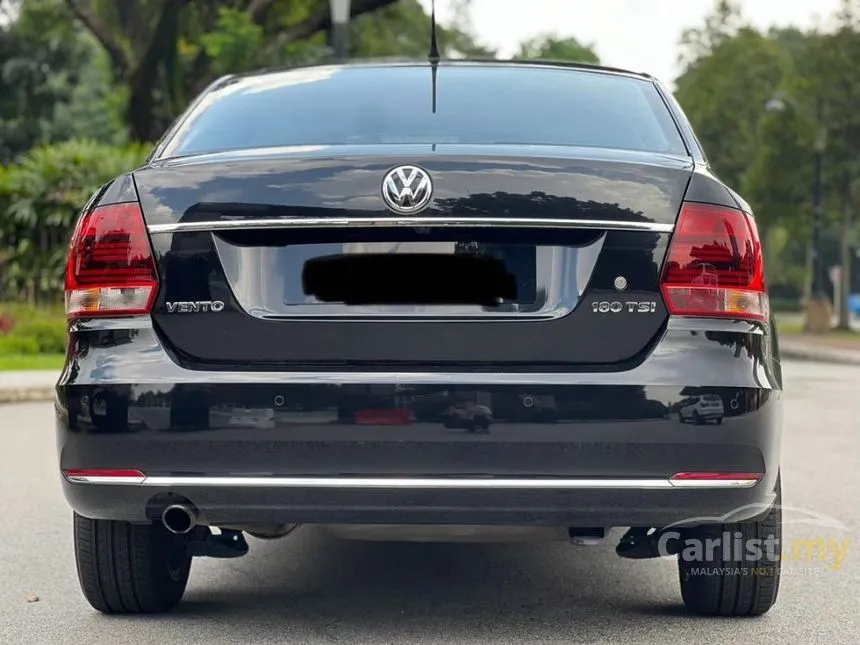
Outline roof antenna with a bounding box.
[429,0,440,113]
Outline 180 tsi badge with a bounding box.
[592,301,657,314]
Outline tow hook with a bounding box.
[616,527,685,559]
[186,527,249,559]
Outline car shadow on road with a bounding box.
[76,526,773,642]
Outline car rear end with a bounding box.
[56,62,782,535]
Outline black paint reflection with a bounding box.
[705,331,761,359]
[62,377,777,481]
[59,314,780,481]
[65,382,759,436]
[135,146,692,228]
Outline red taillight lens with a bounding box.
[660,203,768,322]
[65,203,159,319]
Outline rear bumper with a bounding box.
[55,316,783,528]
[61,478,776,528]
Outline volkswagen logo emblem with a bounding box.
[381,165,433,214]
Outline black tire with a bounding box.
[73,512,192,614]
[678,477,781,616]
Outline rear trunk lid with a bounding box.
[137,145,692,368]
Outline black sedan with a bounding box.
[57,59,782,617]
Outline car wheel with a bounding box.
[693,412,702,425]
[677,476,781,616]
[73,512,192,614]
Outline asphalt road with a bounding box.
[1,361,857,644]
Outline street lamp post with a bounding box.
[766,95,831,332]
[330,0,351,62]
[811,122,826,299]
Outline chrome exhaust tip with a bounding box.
[161,504,196,535]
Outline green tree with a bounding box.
[742,103,815,291]
[0,0,123,162]
[812,5,860,210]
[0,140,149,304]
[514,34,599,63]
[674,1,802,296]
[744,6,860,294]
[675,4,791,193]
[676,0,860,303]
[676,0,745,69]
[62,0,403,141]
[61,0,489,142]
[807,3,860,321]
[350,0,493,59]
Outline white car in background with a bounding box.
[678,394,724,424]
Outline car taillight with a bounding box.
[660,202,768,322]
[65,203,159,319]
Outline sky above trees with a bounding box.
[424,0,843,84]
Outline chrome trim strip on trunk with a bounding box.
[147,216,675,235]
[63,475,759,489]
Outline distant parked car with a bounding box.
[678,394,725,424]
[442,401,493,433]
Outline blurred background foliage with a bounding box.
[0,0,858,323]
[0,0,598,310]
[0,140,149,304]
[675,0,860,309]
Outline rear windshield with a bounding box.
[161,65,688,157]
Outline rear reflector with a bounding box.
[670,472,763,480]
[670,472,763,488]
[65,203,159,319]
[62,469,147,484]
[660,203,767,321]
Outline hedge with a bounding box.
[0,139,150,305]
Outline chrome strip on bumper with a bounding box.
[148,216,675,235]
[63,475,760,489]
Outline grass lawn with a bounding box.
[777,320,858,336]
[0,302,67,371]
[0,353,65,371]
[776,321,803,335]
[776,320,860,350]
